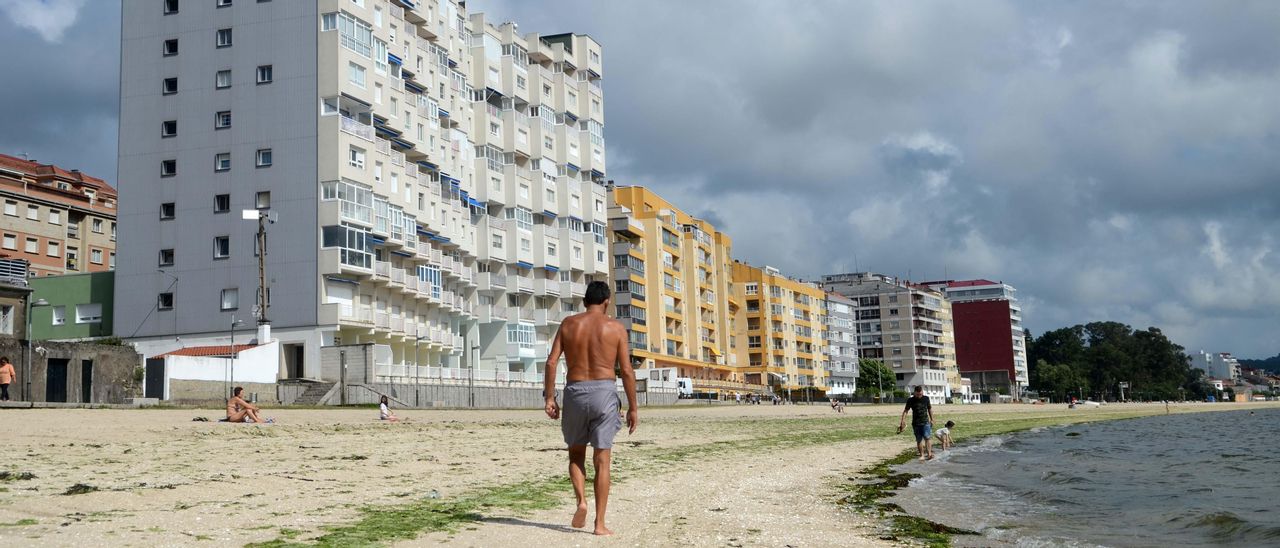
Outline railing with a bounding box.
[391,150,405,167]
[341,116,375,141]
[391,268,406,284]
[375,312,390,329]
[375,261,390,278]
[338,303,374,323]
[376,138,391,155]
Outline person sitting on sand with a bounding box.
[379,395,400,422]
[226,387,271,423]
[934,420,955,451]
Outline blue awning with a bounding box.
[566,162,580,172]
[417,227,435,236]
[388,53,403,65]
[405,80,426,94]
[467,197,483,208]
[542,210,557,219]
[391,138,415,150]
[590,169,605,179]
[564,112,578,123]
[543,265,560,273]
[417,161,438,170]
[391,250,415,258]
[515,261,534,270]
[375,125,402,137]
[569,216,584,223]
[367,235,386,245]
[372,113,388,124]
[438,108,450,117]
[441,173,460,184]
[324,275,360,285]
[447,58,457,68]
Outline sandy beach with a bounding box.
[1,401,1275,547]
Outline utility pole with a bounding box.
[257,213,269,324]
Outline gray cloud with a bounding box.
[3,1,1277,357]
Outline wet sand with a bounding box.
[0,401,1270,547]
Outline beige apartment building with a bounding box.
[608,186,753,396]
[732,262,829,394]
[820,272,957,402]
[0,154,117,277]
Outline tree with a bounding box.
[1029,322,1197,402]
[858,358,895,398]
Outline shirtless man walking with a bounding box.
[544,281,638,536]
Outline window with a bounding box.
[160,202,176,219]
[213,236,230,259]
[547,241,557,257]
[91,249,103,264]
[164,0,178,15]
[374,83,382,103]
[24,238,37,253]
[51,306,66,326]
[321,12,337,32]
[26,205,37,220]
[348,146,366,169]
[2,201,14,216]
[215,152,231,171]
[215,70,231,89]
[162,120,177,137]
[491,233,503,249]
[348,61,366,88]
[158,293,174,310]
[163,38,178,56]
[48,241,60,257]
[255,191,270,209]
[163,77,178,94]
[215,110,231,129]
[109,252,115,268]
[256,64,272,84]
[256,148,272,167]
[216,28,233,48]
[221,288,239,310]
[75,303,103,324]
[1,234,13,250]
[158,248,175,266]
[161,159,177,177]
[49,210,62,225]
[217,0,232,6]
[214,194,230,213]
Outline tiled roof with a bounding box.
[0,153,117,196]
[156,344,257,358]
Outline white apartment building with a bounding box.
[823,292,859,396]
[1192,351,1240,382]
[821,272,954,402]
[117,0,607,383]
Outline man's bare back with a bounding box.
[543,282,638,536]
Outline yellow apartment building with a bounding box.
[608,186,760,396]
[731,262,828,394]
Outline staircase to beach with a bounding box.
[291,382,336,406]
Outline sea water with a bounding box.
[889,408,1280,547]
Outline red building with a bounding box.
[926,279,1028,395]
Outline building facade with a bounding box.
[1192,351,1240,382]
[0,154,117,277]
[29,271,114,341]
[608,186,749,396]
[117,1,607,384]
[925,279,1028,396]
[821,272,952,402]
[734,262,828,394]
[823,292,858,396]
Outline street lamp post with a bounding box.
[415,334,429,408]
[228,316,243,399]
[24,297,50,401]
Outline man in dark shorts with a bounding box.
[544,281,639,536]
[898,385,936,461]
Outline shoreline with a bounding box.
[0,402,1275,546]
[841,402,1280,546]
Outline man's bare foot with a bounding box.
[926,454,935,461]
[571,504,588,528]
[593,525,614,536]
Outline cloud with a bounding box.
[879,132,963,194]
[0,0,87,43]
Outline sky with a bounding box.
[1,1,1277,358]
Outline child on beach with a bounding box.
[379,395,400,422]
[934,420,955,451]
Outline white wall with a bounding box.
[165,341,280,396]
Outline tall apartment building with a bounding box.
[824,292,859,396]
[733,262,828,393]
[118,1,607,382]
[821,272,953,402]
[1192,351,1240,382]
[608,186,744,395]
[0,154,117,277]
[925,279,1028,395]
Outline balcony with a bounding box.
[514,275,534,294]
[478,305,512,324]
[534,277,561,296]
[340,116,375,142]
[477,272,508,292]
[337,303,374,324]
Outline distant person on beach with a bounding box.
[379,395,400,422]
[225,387,271,423]
[544,281,638,536]
[0,356,14,401]
[934,420,955,450]
[897,386,936,461]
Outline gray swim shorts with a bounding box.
[561,379,622,449]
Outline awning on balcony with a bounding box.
[515,261,534,270]
[417,161,438,170]
[417,228,435,236]
[486,87,504,98]
[404,80,426,94]
[543,265,559,273]
[565,162,580,172]
[590,169,605,179]
[388,53,403,65]
[367,235,386,245]
[324,275,360,285]
[467,197,484,208]
[707,347,722,357]
[437,108,450,117]
[542,210,557,219]
[390,138,415,150]
[391,250,415,258]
